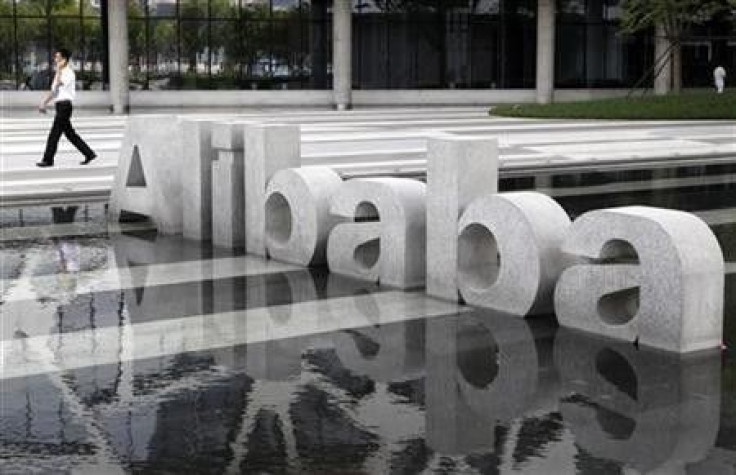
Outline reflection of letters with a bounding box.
[554,329,721,473]
[425,311,538,454]
[334,320,425,382]
[112,233,210,324]
[555,207,724,353]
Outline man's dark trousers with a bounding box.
[40,100,95,165]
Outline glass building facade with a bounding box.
[0,0,733,92]
[126,0,331,90]
[0,0,104,91]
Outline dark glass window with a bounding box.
[1,0,102,90]
[352,0,535,89]
[125,0,329,90]
[556,0,653,88]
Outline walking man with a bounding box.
[37,48,96,168]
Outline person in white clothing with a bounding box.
[37,48,96,168]
[714,65,726,94]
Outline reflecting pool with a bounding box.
[1,164,735,474]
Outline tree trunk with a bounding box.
[654,23,672,95]
[672,41,682,93]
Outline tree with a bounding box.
[620,0,731,94]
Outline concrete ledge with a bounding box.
[0,90,110,109]
[130,90,334,108]
[0,88,638,109]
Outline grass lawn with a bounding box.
[491,90,736,120]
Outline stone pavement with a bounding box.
[1,106,734,206]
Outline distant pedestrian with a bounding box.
[36,48,96,168]
[714,65,726,94]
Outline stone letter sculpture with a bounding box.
[554,206,724,353]
[426,135,499,301]
[211,121,249,248]
[180,118,215,241]
[245,124,301,256]
[109,115,183,234]
[457,192,571,315]
[327,177,427,289]
[264,166,343,266]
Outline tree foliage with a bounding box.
[619,0,733,93]
[620,0,731,39]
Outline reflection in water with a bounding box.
[555,329,723,475]
[2,290,727,473]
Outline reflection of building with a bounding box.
[0,0,735,107]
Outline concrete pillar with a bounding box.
[107,0,130,114]
[332,0,352,110]
[536,0,555,105]
[654,23,672,96]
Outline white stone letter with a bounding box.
[426,135,498,301]
[457,192,571,316]
[245,124,301,256]
[554,206,724,353]
[265,166,343,266]
[327,177,426,289]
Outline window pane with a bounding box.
[0,19,15,89]
[180,19,208,88]
[52,0,82,16]
[244,0,270,19]
[82,0,101,18]
[81,18,103,88]
[149,19,178,89]
[50,17,81,61]
[180,0,208,19]
[306,0,331,89]
[211,0,240,19]
[149,0,177,17]
[16,0,51,16]
[0,0,13,16]
[211,20,239,88]
[271,18,303,87]
[17,19,51,91]
[556,23,585,87]
[242,20,270,86]
[128,17,146,89]
[470,20,499,88]
[273,0,300,14]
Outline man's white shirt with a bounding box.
[53,67,76,102]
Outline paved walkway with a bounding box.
[1,106,734,206]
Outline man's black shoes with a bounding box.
[36,161,53,167]
[80,154,97,165]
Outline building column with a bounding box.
[654,22,672,96]
[107,0,130,114]
[536,0,555,105]
[333,0,352,110]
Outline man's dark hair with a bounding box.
[57,48,71,61]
